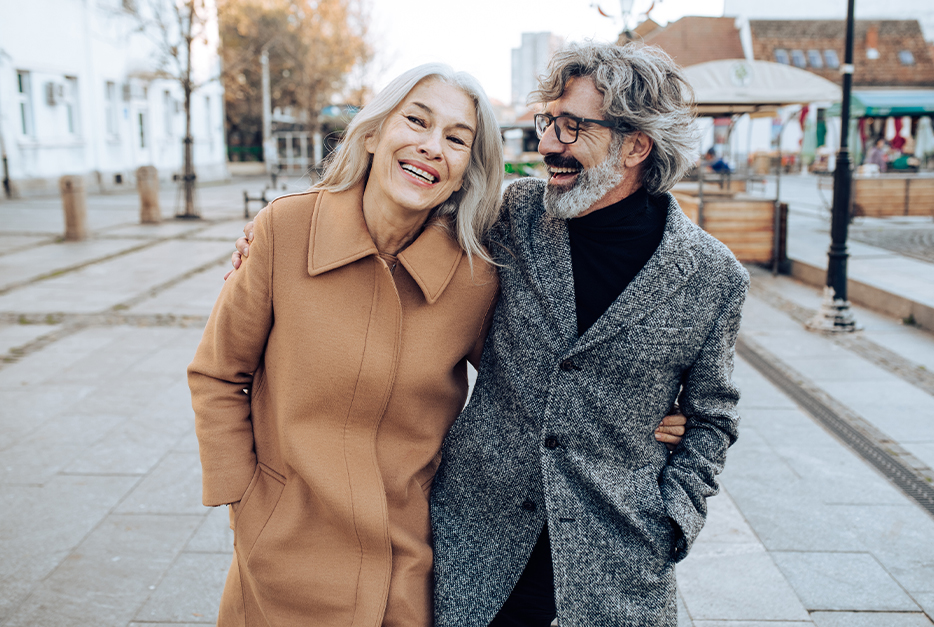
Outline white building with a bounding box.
[0,0,227,198]
[511,32,564,108]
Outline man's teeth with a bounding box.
[401,164,436,183]
[549,166,580,175]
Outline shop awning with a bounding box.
[683,60,841,116]
[827,90,934,117]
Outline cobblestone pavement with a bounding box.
[849,221,934,265]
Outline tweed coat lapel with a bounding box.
[529,210,579,345]
[570,194,700,356]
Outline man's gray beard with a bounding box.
[543,140,624,220]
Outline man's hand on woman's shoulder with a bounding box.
[224,219,256,280]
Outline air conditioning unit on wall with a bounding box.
[45,82,64,106]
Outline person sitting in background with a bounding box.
[866,138,888,173]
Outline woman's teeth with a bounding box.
[401,164,436,183]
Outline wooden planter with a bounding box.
[672,191,787,266]
[852,175,934,218]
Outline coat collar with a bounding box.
[307,185,464,305]
[571,192,700,353]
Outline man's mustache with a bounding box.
[543,155,583,170]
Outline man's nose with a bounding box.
[538,123,564,156]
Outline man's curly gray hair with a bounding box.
[530,42,698,195]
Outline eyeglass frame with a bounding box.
[533,113,629,145]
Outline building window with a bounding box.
[138,111,147,149]
[790,50,807,69]
[807,50,824,68]
[898,50,915,65]
[64,77,79,135]
[16,70,34,136]
[205,95,212,142]
[105,81,118,137]
[824,50,840,69]
[774,49,789,65]
[163,90,173,136]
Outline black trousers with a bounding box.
[488,527,558,627]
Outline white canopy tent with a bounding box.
[683,59,842,117]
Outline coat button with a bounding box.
[544,437,559,449]
[521,500,537,512]
[559,359,576,371]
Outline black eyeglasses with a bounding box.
[533,113,622,145]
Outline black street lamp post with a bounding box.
[809,0,860,332]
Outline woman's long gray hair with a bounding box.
[530,42,698,195]
[316,63,503,267]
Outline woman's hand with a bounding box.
[223,220,256,280]
[654,411,686,452]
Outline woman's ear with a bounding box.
[364,133,378,154]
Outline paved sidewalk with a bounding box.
[0,176,932,626]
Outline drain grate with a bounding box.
[736,335,934,519]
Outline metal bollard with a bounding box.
[137,165,161,224]
[59,175,87,241]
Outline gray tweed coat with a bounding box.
[430,178,749,627]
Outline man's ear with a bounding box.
[623,131,653,168]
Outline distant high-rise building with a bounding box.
[511,32,565,107]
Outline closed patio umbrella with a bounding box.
[915,116,934,165]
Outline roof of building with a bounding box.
[749,19,934,87]
[638,16,745,67]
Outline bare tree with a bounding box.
[133,0,216,218]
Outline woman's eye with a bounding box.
[407,115,426,127]
[448,136,467,146]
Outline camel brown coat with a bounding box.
[188,186,497,627]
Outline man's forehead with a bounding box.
[542,76,604,116]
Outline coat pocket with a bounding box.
[233,463,286,563]
[627,464,678,564]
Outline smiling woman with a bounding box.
[188,64,504,627]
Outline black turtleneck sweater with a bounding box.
[567,186,667,336]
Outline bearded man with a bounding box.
[429,42,749,627]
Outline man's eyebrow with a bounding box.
[409,101,475,135]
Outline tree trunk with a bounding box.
[177,0,199,218]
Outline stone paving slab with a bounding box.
[833,503,934,596]
[810,613,934,627]
[787,212,934,312]
[740,292,934,462]
[0,240,231,314]
[0,234,54,255]
[188,219,254,240]
[772,551,920,612]
[114,451,205,516]
[1,513,204,627]
[0,475,140,622]
[0,321,59,356]
[104,222,210,238]
[677,493,811,622]
[185,504,234,554]
[133,552,229,624]
[0,238,148,291]
[127,261,226,317]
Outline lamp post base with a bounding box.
[807,286,861,333]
